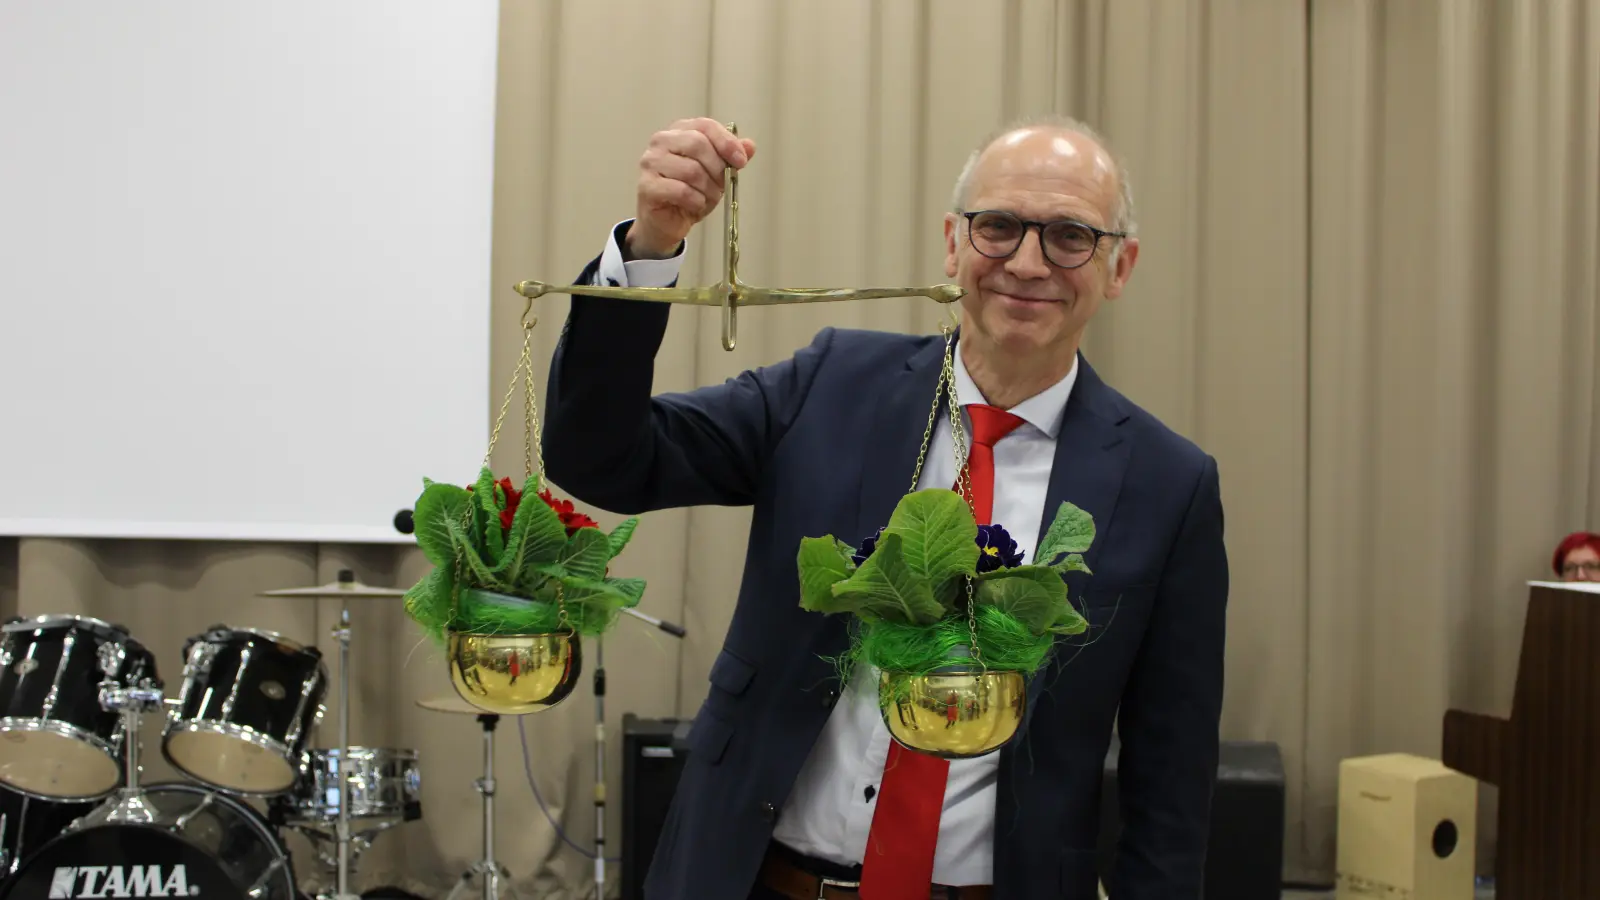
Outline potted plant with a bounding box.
[403,467,644,714]
[794,322,1096,758]
[796,488,1094,757]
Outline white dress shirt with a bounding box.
[593,221,1078,886]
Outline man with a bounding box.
[543,115,1228,900]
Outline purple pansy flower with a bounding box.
[852,523,1024,573]
[852,526,885,568]
[975,524,1024,573]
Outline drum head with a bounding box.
[164,730,297,794]
[5,824,233,899]
[0,729,120,800]
[1,784,294,900]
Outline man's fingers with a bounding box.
[639,172,713,220]
[652,130,732,189]
[664,118,752,168]
[645,150,723,204]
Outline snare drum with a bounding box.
[0,616,160,801]
[276,747,422,823]
[163,627,327,796]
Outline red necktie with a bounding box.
[858,403,1026,899]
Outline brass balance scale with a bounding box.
[443,123,1025,762]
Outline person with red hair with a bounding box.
[1551,531,1600,582]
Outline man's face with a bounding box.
[1562,545,1600,582]
[943,128,1137,359]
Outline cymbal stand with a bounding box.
[447,714,516,900]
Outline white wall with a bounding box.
[0,2,500,543]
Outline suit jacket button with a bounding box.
[760,802,776,821]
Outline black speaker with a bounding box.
[622,714,694,900]
[1097,738,1285,899]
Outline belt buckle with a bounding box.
[815,875,860,898]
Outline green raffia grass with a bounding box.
[405,586,617,642]
[826,604,1055,690]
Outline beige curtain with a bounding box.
[3,1,1596,896]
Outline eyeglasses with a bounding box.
[1563,560,1600,577]
[959,209,1127,269]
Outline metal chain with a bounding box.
[450,310,556,625]
[905,320,984,668]
[937,331,984,669]
[905,326,954,494]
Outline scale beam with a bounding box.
[513,123,966,351]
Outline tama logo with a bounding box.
[48,865,198,898]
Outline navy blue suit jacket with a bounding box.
[543,257,1229,899]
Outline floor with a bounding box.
[1282,886,1495,899]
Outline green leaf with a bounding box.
[829,532,945,626]
[602,576,647,607]
[484,497,506,563]
[413,479,473,568]
[556,527,612,582]
[1036,501,1096,568]
[445,515,501,590]
[402,564,455,622]
[1052,552,1092,576]
[473,468,499,539]
[833,537,858,563]
[797,535,858,614]
[1048,604,1089,636]
[494,480,568,584]
[884,489,979,602]
[607,518,640,559]
[557,575,644,612]
[973,565,1070,635]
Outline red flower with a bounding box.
[539,489,600,536]
[497,478,521,531]
[466,478,523,532]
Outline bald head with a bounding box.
[951,115,1135,237]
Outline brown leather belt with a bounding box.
[758,846,992,900]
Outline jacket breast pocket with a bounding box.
[1082,582,1156,615]
[1058,583,1156,650]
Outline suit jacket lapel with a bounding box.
[853,336,950,544]
[1033,355,1131,582]
[1008,355,1134,730]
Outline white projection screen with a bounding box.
[0,2,499,543]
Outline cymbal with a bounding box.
[259,580,407,599]
[415,695,488,715]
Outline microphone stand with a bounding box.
[591,608,685,900]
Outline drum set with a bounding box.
[0,572,426,900]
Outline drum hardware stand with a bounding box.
[447,713,516,900]
[332,570,357,900]
[592,638,605,900]
[84,677,165,827]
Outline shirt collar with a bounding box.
[952,342,1078,439]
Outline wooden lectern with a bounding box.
[1441,579,1600,899]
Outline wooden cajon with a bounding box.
[1335,753,1476,900]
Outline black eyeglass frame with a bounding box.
[957,209,1128,270]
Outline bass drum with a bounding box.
[0,782,297,900]
[0,788,96,879]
